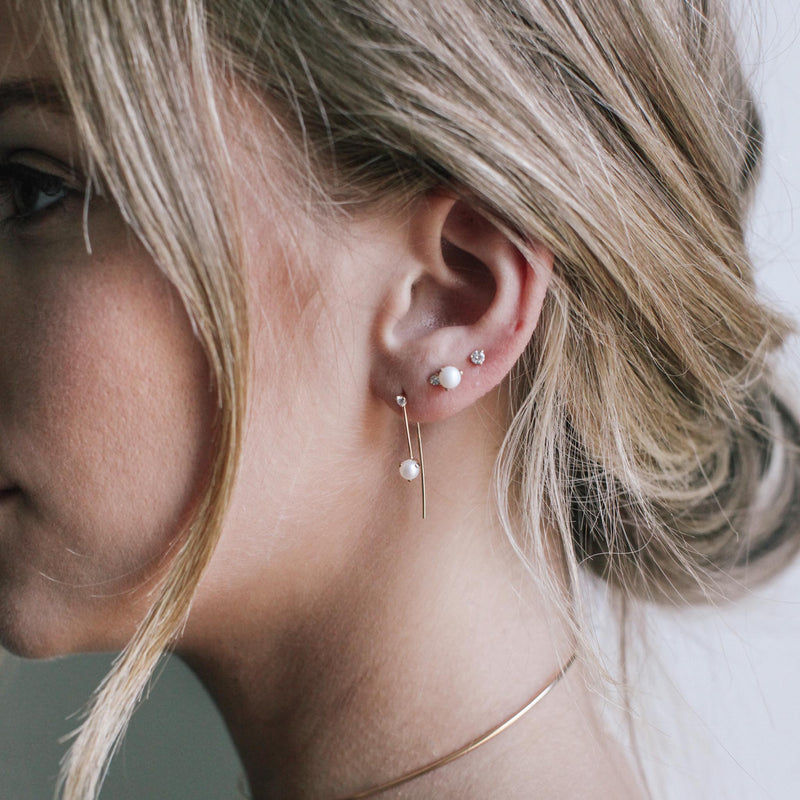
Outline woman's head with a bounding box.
[1,0,798,797]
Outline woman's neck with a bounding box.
[176,409,644,799]
[179,528,641,797]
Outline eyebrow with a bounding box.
[0,79,70,117]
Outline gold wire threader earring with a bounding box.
[396,395,426,519]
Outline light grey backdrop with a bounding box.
[1,1,798,798]
[634,2,800,798]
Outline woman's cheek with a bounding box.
[0,225,215,654]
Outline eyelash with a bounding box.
[0,162,77,229]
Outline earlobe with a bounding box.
[371,193,553,422]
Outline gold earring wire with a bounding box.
[396,395,426,519]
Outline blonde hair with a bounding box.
[31,0,800,796]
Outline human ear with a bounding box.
[371,192,553,421]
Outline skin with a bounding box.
[0,6,644,799]
[0,31,215,654]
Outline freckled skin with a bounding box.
[0,7,357,660]
[0,22,215,657]
[0,199,216,656]
[0,7,344,659]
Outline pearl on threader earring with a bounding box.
[399,458,421,481]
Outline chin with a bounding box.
[0,589,132,660]
[0,623,123,661]
[0,616,68,660]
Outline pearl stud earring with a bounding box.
[429,365,463,390]
[396,395,426,519]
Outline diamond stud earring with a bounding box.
[469,349,485,366]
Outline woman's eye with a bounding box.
[0,163,72,225]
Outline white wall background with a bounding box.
[0,1,798,798]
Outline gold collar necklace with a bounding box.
[334,652,578,799]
